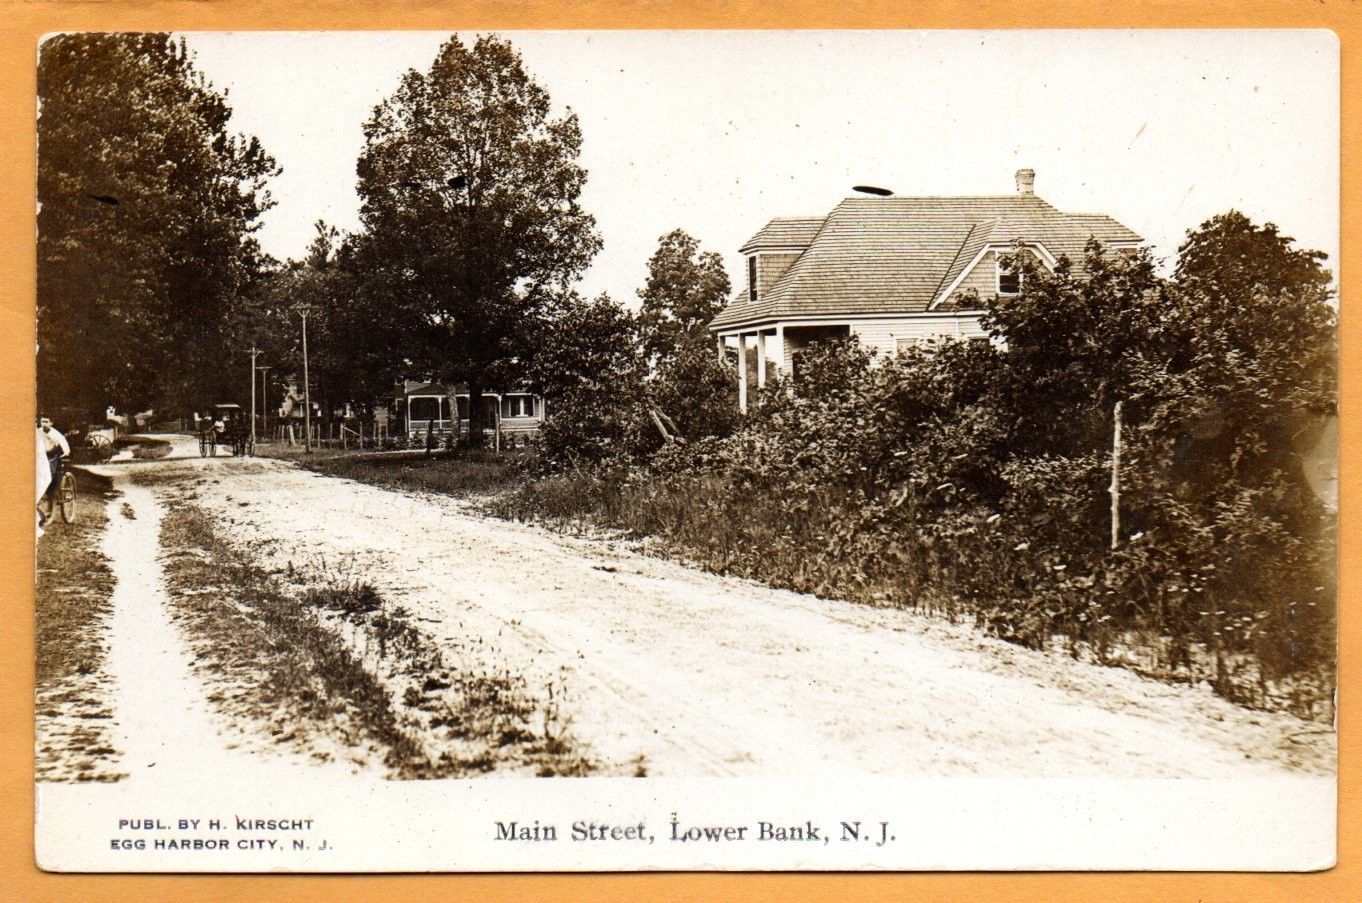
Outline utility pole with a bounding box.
[1110,400,1123,550]
[249,346,259,446]
[293,303,314,453]
[258,366,272,442]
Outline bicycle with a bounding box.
[37,470,77,525]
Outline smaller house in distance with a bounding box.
[390,381,544,440]
[709,169,1143,410]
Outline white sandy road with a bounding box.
[95,434,1331,780]
[82,452,366,783]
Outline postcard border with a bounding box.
[1,1,1355,899]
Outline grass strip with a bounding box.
[35,467,122,782]
[293,449,517,498]
[159,502,593,777]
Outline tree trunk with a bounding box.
[123,398,140,437]
[467,383,485,448]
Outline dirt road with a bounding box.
[91,435,1333,779]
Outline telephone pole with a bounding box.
[258,365,273,441]
[1110,400,1123,550]
[292,302,314,453]
[249,346,260,446]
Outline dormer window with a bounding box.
[996,257,1021,295]
[748,255,757,303]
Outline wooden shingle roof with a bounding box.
[711,195,1141,330]
[738,217,825,253]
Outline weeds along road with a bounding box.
[109,435,1332,779]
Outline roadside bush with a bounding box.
[513,215,1336,720]
[528,292,651,471]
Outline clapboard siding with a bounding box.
[849,314,988,356]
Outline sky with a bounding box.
[184,30,1340,307]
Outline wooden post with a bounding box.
[494,396,502,455]
[258,366,272,441]
[649,409,673,444]
[1110,400,1122,550]
[756,331,767,390]
[296,304,312,453]
[737,334,749,413]
[249,346,258,448]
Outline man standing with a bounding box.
[35,426,50,537]
[37,416,70,525]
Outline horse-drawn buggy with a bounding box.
[197,403,253,457]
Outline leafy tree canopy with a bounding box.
[528,292,648,467]
[530,292,642,402]
[637,229,731,365]
[352,34,601,440]
[38,33,279,423]
[249,223,406,422]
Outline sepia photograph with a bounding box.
[32,29,1337,871]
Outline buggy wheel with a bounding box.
[199,433,210,457]
[90,434,114,463]
[57,472,77,524]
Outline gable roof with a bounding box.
[711,195,1141,330]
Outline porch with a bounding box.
[398,385,545,438]
[716,324,850,412]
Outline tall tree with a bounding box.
[258,223,400,425]
[1170,211,1337,452]
[354,34,600,445]
[636,229,731,366]
[37,33,279,424]
[636,229,737,440]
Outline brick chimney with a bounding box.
[1015,168,1036,196]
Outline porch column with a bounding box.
[773,324,786,376]
[716,334,724,361]
[736,334,749,413]
[755,330,767,389]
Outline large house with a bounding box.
[390,381,544,440]
[709,169,1143,410]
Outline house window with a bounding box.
[996,257,1021,295]
[895,336,938,355]
[748,255,757,304]
[504,395,535,418]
